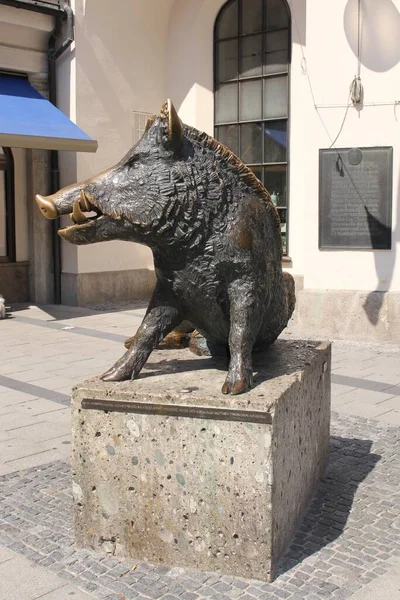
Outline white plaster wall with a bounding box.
[61,0,307,278]
[165,0,307,280]
[58,0,174,275]
[166,0,400,292]
[165,0,222,135]
[61,0,400,292]
[300,0,400,292]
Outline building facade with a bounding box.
[1,0,400,342]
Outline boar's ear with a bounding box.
[144,115,155,133]
[160,99,183,152]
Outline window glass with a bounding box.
[263,76,288,119]
[241,0,263,34]
[265,0,289,30]
[240,123,262,164]
[277,207,287,253]
[214,0,290,254]
[216,0,238,39]
[215,124,239,155]
[249,165,263,183]
[264,120,287,162]
[263,30,289,74]
[215,83,238,123]
[264,165,287,206]
[217,40,238,82]
[240,35,262,78]
[240,80,262,121]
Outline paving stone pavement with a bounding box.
[0,413,399,600]
[0,303,400,599]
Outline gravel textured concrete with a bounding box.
[71,341,330,581]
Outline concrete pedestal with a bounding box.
[71,340,331,581]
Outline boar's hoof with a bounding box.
[101,362,136,382]
[221,374,253,395]
[231,378,251,395]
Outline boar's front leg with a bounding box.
[102,287,182,382]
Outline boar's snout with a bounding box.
[35,194,58,219]
[36,188,93,224]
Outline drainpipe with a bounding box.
[48,2,74,304]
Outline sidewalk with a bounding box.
[0,304,399,600]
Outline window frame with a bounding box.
[0,148,16,263]
[213,0,291,256]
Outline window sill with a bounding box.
[282,255,292,266]
[0,259,28,266]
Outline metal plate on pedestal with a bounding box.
[319,147,393,250]
[82,398,273,424]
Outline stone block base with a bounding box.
[295,288,400,344]
[72,340,331,581]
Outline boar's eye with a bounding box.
[126,154,139,168]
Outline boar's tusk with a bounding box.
[72,198,89,224]
[80,190,92,212]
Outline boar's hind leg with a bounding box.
[101,291,182,382]
[222,283,262,395]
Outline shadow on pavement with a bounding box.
[42,302,148,321]
[278,436,381,575]
[7,302,148,321]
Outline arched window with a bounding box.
[214,0,290,253]
[0,148,15,262]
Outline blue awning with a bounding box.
[0,74,97,152]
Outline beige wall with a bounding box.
[166,0,400,293]
[165,0,307,278]
[59,0,400,294]
[165,0,221,135]
[59,0,174,275]
[301,0,400,292]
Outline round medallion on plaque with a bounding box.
[348,147,363,165]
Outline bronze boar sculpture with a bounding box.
[36,100,295,395]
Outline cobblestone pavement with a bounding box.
[0,411,399,600]
[1,304,400,599]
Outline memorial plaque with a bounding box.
[319,147,393,249]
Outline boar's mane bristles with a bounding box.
[182,125,281,233]
[159,99,278,216]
